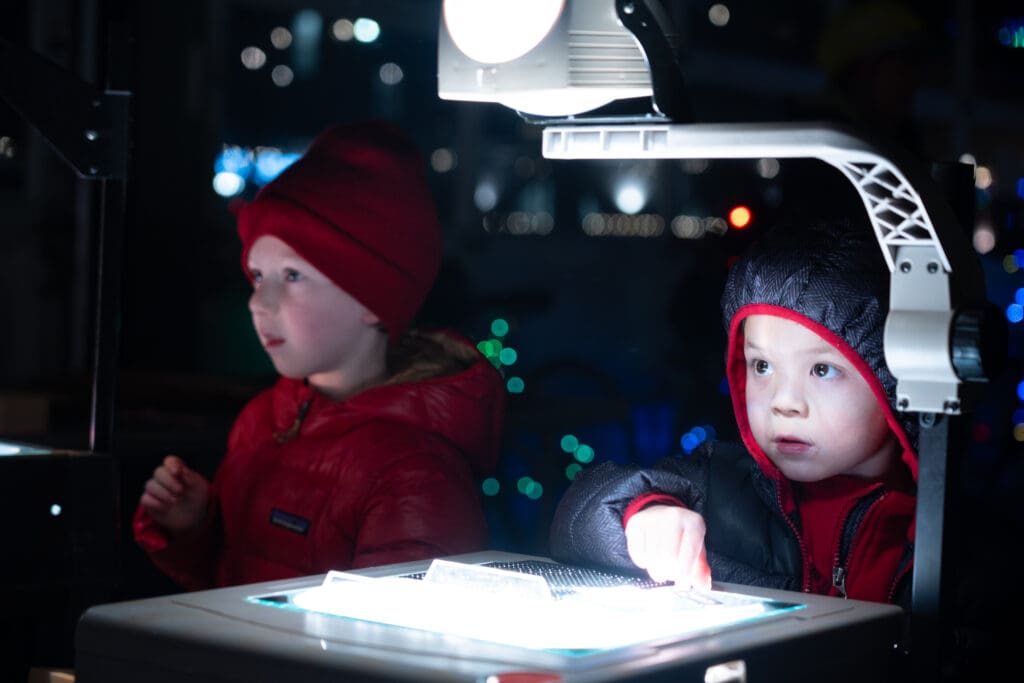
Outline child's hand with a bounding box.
[139,455,210,536]
[624,504,712,590]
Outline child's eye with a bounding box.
[751,359,772,376]
[249,269,262,284]
[811,363,839,379]
[284,268,302,282]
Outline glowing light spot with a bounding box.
[253,149,301,185]
[1017,380,1024,401]
[482,478,500,496]
[491,318,510,337]
[498,347,518,366]
[430,148,456,173]
[332,19,355,41]
[560,434,579,453]
[973,222,995,254]
[443,0,564,64]
[0,444,20,455]
[240,46,267,69]
[271,64,294,86]
[755,158,779,179]
[379,62,403,85]
[975,166,993,190]
[681,432,700,453]
[212,171,245,197]
[574,444,595,464]
[1008,303,1024,324]
[215,146,253,175]
[477,339,502,358]
[353,17,381,43]
[728,205,752,229]
[671,215,703,239]
[50,504,62,517]
[708,3,731,27]
[270,27,293,49]
[1016,249,1024,267]
[1015,424,1024,442]
[506,377,525,394]
[525,481,544,499]
[959,153,976,166]
[565,463,583,480]
[614,183,646,215]
[1003,255,1019,273]
[1017,178,1024,200]
[474,180,499,212]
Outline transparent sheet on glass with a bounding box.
[248,559,805,653]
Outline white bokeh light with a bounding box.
[614,182,647,215]
[443,0,564,64]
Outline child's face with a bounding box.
[246,235,381,383]
[742,314,898,482]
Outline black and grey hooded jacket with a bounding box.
[549,220,918,604]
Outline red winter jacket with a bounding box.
[134,330,505,590]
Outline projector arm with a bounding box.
[541,120,991,415]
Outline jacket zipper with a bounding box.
[775,480,813,592]
[831,488,886,598]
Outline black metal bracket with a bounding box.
[1,38,132,453]
[0,38,130,180]
[614,0,693,123]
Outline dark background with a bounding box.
[2,0,1023,672]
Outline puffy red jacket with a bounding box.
[134,330,505,590]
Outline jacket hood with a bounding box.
[720,220,918,484]
[270,329,505,476]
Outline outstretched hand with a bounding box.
[139,455,211,536]
[624,504,713,590]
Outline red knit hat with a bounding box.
[237,120,442,341]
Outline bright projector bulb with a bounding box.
[443,0,565,64]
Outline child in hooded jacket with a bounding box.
[134,121,505,591]
[549,219,918,604]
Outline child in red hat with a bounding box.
[133,121,505,590]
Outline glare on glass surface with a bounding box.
[277,561,799,652]
[443,0,565,64]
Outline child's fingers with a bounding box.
[692,545,713,590]
[143,477,179,507]
[140,490,169,513]
[151,466,185,496]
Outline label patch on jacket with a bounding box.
[269,508,310,535]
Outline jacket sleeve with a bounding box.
[130,398,263,591]
[132,494,220,592]
[549,447,713,574]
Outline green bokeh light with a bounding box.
[560,434,579,453]
[517,476,532,494]
[525,481,544,499]
[574,444,595,464]
[481,477,500,496]
[506,377,525,393]
[498,347,518,365]
[565,463,583,480]
[491,318,510,337]
[476,339,504,358]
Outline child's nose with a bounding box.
[248,284,278,314]
[770,377,807,417]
